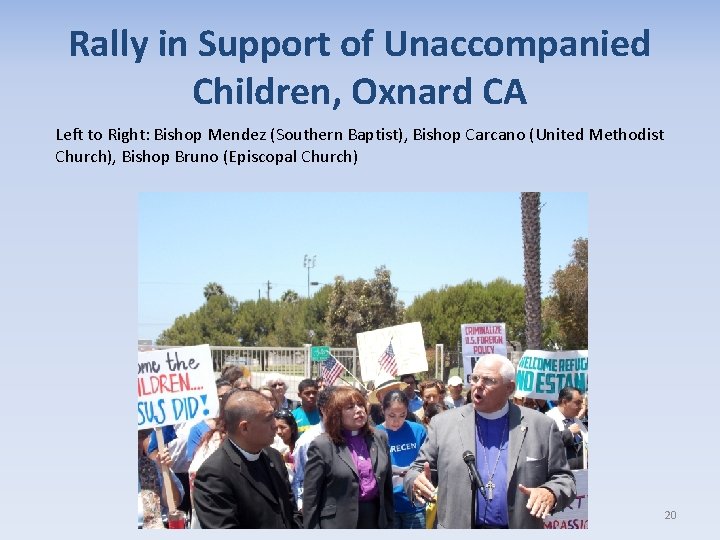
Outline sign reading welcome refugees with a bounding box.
[137,344,219,429]
[514,349,589,400]
[461,322,507,383]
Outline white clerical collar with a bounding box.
[228,438,262,461]
[475,401,510,420]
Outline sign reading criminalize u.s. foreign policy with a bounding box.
[137,344,219,429]
[461,322,507,384]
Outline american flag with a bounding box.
[322,354,345,385]
[378,341,398,376]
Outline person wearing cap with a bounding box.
[404,354,575,529]
[445,375,467,409]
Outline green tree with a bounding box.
[405,278,525,349]
[544,238,588,349]
[157,293,238,346]
[326,266,404,347]
[305,284,332,344]
[203,281,225,300]
[158,282,338,348]
[280,289,300,304]
[521,192,542,349]
[234,299,278,346]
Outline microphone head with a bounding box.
[462,451,475,464]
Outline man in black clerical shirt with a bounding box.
[193,390,302,528]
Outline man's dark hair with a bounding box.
[297,378,318,394]
[223,389,266,435]
[419,379,446,397]
[382,389,409,410]
[399,373,417,384]
[317,385,336,416]
[558,386,582,403]
[221,365,246,384]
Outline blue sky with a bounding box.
[138,192,588,340]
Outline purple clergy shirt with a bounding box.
[344,430,379,501]
[475,412,510,527]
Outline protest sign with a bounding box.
[356,322,427,382]
[137,344,219,429]
[544,469,588,529]
[514,349,589,400]
[461,323,507,383]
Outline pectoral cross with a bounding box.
[485,480,495,501]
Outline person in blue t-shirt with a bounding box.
[292,378,320,435]
[375,390,427,529]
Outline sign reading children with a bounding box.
[514,349,589,400]
[137,344,219,429]
[461,322,507,383]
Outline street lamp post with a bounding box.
[303,254,316,297]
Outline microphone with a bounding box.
[462,451,487,500]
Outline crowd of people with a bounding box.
[137,354,588,529]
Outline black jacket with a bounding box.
[193,439,302,528]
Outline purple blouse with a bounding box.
[344,430,379,501]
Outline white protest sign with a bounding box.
[544,469,588,529]
[356,322,427,382]
[137,344,219,429]
[460,322,507,383]
[514,349,589,400]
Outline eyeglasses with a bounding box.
[271,383,285,388]
[469,375,500,387]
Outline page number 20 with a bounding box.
[665,510,677,520]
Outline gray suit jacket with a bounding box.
[404,402,575,529]
[302,429,394,528]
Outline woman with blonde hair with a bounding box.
[302,386,394,528]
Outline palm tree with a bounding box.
[203,282,225,301]
[280,289,300,303]
[521,193,542,349]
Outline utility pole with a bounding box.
[266,280,272,301]
[303,254,317,297]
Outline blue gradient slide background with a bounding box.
[1,0,716,535]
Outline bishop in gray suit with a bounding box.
[404,354,575,529]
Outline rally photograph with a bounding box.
[137,192,588,529]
